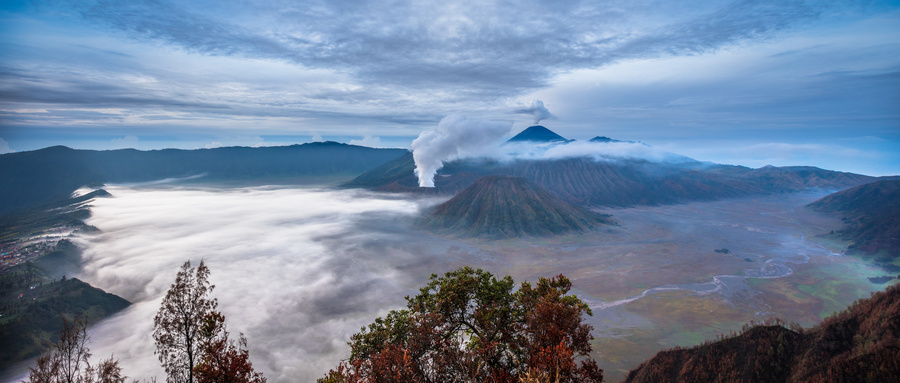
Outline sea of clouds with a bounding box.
[68,185,453,382]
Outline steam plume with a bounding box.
[514,100,553,125]
[411,114,512,187]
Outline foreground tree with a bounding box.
[319,266,603,383]
[154,260,265,383]
[24,317,128,383]
[153,261,217,383]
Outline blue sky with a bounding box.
[0,0,898,175]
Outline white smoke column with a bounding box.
[411,114,512,187]
[514,100,553,125]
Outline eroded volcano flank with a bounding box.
[420,175,609,238]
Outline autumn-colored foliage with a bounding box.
[625,283,900,383]
[193,312,267,383]
[154,261,265,383]
[319,266,603,383]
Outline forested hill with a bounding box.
[0,276,130,371]
[625,283,900,382]
[0,142,408,215]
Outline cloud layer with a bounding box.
[0,0,897,174]
[72,186,451,382]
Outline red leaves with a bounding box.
[154,261,266,383]
[192,312,266,383]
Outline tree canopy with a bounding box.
[320,266,603,383]
[23,316,128,383]
[153,261,218,383]
[153,260,265,383]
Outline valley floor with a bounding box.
[446,191,892,380]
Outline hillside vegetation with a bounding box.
[808,179,900,262]
[0,275,130,370]
[625,283,900,383]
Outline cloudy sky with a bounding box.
[0,0,898,175]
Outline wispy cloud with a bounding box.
[56,0,835,93]
[348,135,382,147]
[2,0,897,174]
[0,137,13,154]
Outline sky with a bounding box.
[0,0,898,175]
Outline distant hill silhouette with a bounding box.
[506,125,571,143]
[808,179,900,259]
[625,283,900,382]
[420,176,608,238]
[0,142,408,215]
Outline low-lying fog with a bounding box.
[72,186,455,382]
[26,184,885,382]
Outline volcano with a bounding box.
[345,125,877,207]
[420,175,609,238]
[506,125,570,143]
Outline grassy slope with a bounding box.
[808,179,900,265]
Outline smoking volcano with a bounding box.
[420,175,609,238]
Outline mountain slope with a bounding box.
[420,176,608,238]
[346,155,875,207]
[0,142,408,215]
[625,283,900,383]
[344,126,876,208]
[808,179,900,258]
[341,150,417,189]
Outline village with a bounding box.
[0,227,76,272]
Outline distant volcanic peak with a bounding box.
[589,136,632,144]
[507,126,569,143]
[589,136,614,143]
[420,175,605,238]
